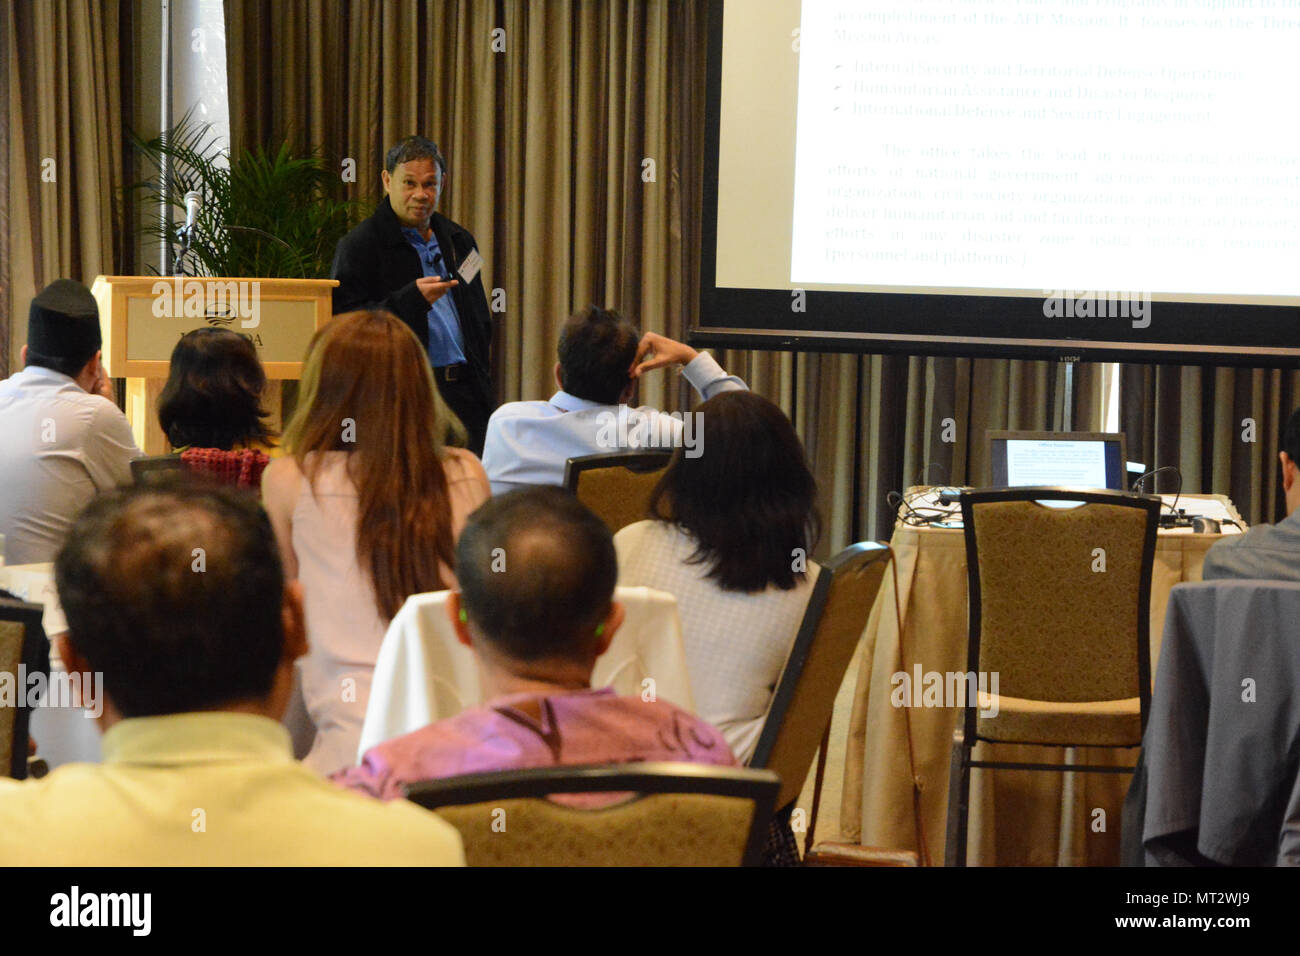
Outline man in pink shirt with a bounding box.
[334,486,735,801]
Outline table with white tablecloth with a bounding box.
[839,492,1244,866]
[357,585,693,760]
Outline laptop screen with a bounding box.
[988,431,1128,491]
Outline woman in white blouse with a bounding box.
[613,390,821,764]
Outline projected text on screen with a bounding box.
[787,0,1300,299]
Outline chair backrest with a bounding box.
[180,447,272,490]
[959,487,1160,745]
[405,762,780,866]
[563,450,673,533]
[749,541,892,809]
[0,595,50,779]
[130,454,184,485]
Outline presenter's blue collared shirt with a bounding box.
[401,226,467,368]
[480,352,747,495]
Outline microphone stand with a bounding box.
[173,224,193,278]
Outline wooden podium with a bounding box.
[91,276,338,454]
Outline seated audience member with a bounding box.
[1203,406,1300,580]
[334,486,735,801]
[480,306,746,494]
[0,280,140,564]
[262,310,490,774]
[613,391,821,764]
[0,481,464,865]
[157,327,279,488]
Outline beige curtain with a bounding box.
[3,0,132,373]
[1121,364,1300,527]
[223,0,1106,554]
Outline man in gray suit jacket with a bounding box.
[1203,407,1300,581]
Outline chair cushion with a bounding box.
[976,691,1143,747]
[804,842,919,866]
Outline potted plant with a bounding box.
[129,111,361,279]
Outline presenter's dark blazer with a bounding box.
[330,197,494,452]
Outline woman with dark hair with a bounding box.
[155,328,278,488]
[157,327,277,452]
[613,390,822,764]
[261,310,489,774]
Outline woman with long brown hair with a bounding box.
[262,310,489,773]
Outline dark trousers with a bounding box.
[433,364,491,457]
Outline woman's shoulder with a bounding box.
[442,445,479,467]
[442,446,488,480]
[442,446,491,504]
[614,519,691,557]
[261,454,305,508]
[263,453,303,482]
[265,451,353,493]
[614,519,657,544]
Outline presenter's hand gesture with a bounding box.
[417,275,459,304]
[630,332,698,380]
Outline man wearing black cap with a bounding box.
[331,136,494,455]
[0,279,141,564]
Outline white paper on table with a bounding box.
[2,563,67,647]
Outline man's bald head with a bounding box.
[455,487,617,663]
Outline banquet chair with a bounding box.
[0,595,51,779]
[129,454,184,485]
[945,487,1160,866]
[563,450,673,533]
[405,762,780,866]
[749,541,893,841]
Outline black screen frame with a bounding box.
[693,0,1300,368]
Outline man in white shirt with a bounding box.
[481,306,746,494]
[0,280,140,564]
